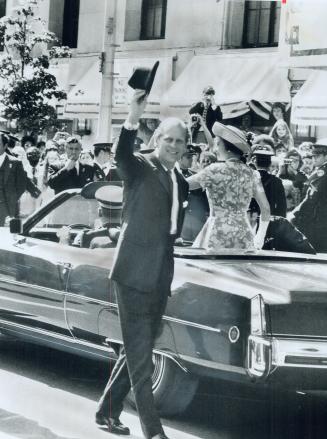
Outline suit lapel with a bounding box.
[148,153,171,198]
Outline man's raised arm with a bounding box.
[115,90,148,180]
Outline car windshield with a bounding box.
[32,195,99,229]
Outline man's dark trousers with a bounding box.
[97,246,173,439]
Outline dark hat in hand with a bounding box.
[128,61,160,94]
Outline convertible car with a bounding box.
[1,182,327,416]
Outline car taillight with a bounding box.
[247,335,272,378]
[247,295,272,378]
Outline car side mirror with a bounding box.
[9,218,23,234]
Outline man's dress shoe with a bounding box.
[95,413,130,435]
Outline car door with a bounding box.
[0,230,70,337]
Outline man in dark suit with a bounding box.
[0,133,29,226]
[93,142,121,182]
[48,137,94,194]
[292,140,327,252]
[96,90,189,439]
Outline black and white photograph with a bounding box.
[1,0,327,438]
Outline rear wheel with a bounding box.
[126,353,198,416]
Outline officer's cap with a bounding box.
[251,144,275,156]
[95,185,123,210]
[313,138,327,155]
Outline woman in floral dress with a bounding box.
[187,122,270,251]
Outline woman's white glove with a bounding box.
[253,220,270,250]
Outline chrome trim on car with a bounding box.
[0,278,64,296]
[272,337,327,369]
[0,280,225,336]
[178,353,247,375]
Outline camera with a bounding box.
[283,158,293,165]
[191,115,199,123]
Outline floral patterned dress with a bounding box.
[192,160,260,251]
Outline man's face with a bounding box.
[66,142,82,161]
[99,149,111,164]
[180,154,193,169]
[203,93,214,104]
[272,107,284,121]
[157,124,187,168]
[313,152,327,168]
[0,136,5,155]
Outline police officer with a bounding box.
[292,139,327,253]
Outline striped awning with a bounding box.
[292,71,327,126]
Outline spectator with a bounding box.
[0,133,30,225]
[21,135,36,150]
[93,142,121,182]
[199,151,217,168]
[79,149,94,166]
[275,142,288,158]
[250,144,287,217]
[291,139,327,252]
[271,102,286,122]
[47,136,94,194]
[270,120,294,151]
[138,118,160,145]
[189,85,222,139]
[279,149,307,200]
[179,145,209,242]
[298,141,313,157]
[20,147,42,217]
[39,147,62,205]
[301,152,315,177]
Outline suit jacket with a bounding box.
[94,162,122,182]
[1,155,28,216]
[249,170,287,217]
[292,162,327,251]
[48,162,94,194]
[110,127,189,293]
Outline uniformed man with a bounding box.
[78,184,122,249]
[93,142,121,182]
[250,144,315,254]
[291,139,327,252]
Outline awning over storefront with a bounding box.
[64,56,172,119]
[161,51,290,119]
[292,71,327,126]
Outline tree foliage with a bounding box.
[0,0,71,133]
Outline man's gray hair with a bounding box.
[154,117,189,145]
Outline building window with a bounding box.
[124,0,167,41]
[0,0,6,17]
[141,0,167,40]
[242,1,281,48]
[62,0,80,48]
[49,0,79,49]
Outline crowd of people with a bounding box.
[0,84,326,254]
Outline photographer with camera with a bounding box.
[188,112,214,150]
[189,85,222,142]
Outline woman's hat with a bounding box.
[212,122,250,154]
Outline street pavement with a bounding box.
[0,340,327,439]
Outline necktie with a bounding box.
[166,169,173,197]
[32,167,37,185]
